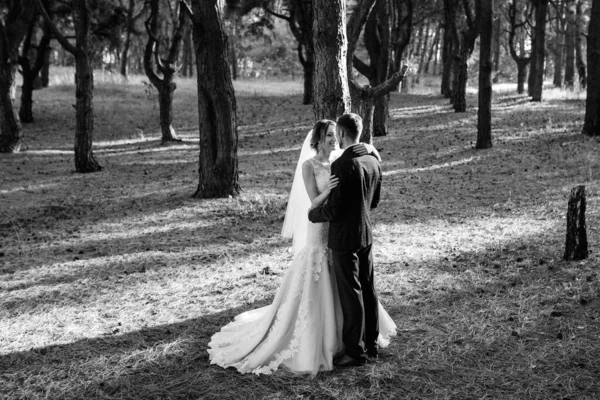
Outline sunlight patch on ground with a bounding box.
[390,104,448,118]
[97,144,195,156]
[239,145,301,157]
[21,149,72,155]
[383,156,483,176]
[0,182,62,194]
[374,216,558,266]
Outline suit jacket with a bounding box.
[308,143,382,251]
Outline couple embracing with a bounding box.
[208,113,396,376]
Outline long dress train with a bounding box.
[207,157,396,376]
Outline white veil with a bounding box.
[281,130,316,256]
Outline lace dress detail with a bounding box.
[207,156,397,377]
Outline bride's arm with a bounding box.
[302,160,338,208]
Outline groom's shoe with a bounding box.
[335,355,367,368]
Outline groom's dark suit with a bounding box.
[308,143,382,361]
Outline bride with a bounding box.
[207,120,396,376]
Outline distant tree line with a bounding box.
[0,0,598,197]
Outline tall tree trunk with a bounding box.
[182,29,193,77]
[0,1,34,153]
[158,79,178,142]
[74,48,101,172]
[565,1,576,88]
[516,60,528,94]
[477,0,493,149]
[553,11,564,87]
[120,0,134,77]
[228,17,238,80]
[373,94,389,137]
[301,46,314,105]
[36,0,100,171]
[312,0,350,120]
[442,0,458,97]
[582,0,599,136]
[424,23,441,73]
[453,29,479,113]
[190,0,239,198]
[19,19,52,123]
[40,45,50,87]
[531,0,548,101]
[492,14,501,83]
[575,0,586,88]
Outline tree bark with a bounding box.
[563,185,588,260]
[565,1,576,89]
[300,44,314,105]
[19,18,52,123]
[312,0,350,120]
[190,0,239,198]
[424,23,441,73]
[582,0,599,136]
[0,0,35,153]
[531,0,548,101]
[441,0,459,97]
[508,0,530,94]
[553,7,565,88]
[477,0,493,149]
[492,14,501,83]
[144,0,188,143]
[575,0,586,88]
[36,0,101,172]
[453,0,480,113]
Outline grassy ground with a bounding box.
[1,72,599,399]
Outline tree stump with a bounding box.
[563,185,589,261]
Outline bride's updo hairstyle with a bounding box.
[310,119,336,151]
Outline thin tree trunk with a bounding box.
[442,0,458,97]
[120,0,134,77]
[373,95,389,137]
[424,23,441,73]
[190,0,239,198]
[229,17,238,80]
[575,0,586,88]
[312,0,350,120]
[477,0,493,149]
[565,1,576,89]
[516,60,528,94]
[553,12,564,87]
[563,185,588,260]
[492,14,501,83]
[531,0,548,101]
[41,45,50,87]
[582,0,599,136]
[158,78,178,142]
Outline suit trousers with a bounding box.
[331,244,379,359]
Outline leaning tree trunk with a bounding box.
[582,0,599,136]
[531,0,548,101]
[191,0,239,198]
[312,0,350,120]
[476,0,493,150]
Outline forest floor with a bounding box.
[1,73,599,399]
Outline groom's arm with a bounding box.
[308,162,344,223]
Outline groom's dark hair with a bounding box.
[336,113,362,141]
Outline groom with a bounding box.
[308,113,382,367]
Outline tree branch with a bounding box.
[265,7,291,22]
[353,55,374,79]
[34,0,78,55]
[371,64,409,99]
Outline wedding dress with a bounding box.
[207,155,397,376]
